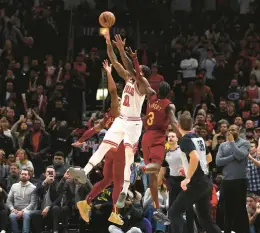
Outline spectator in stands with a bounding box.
[246,76,260,103]
[216,124,250,233]
[7,168,37,233]
[50,121,73,156]
[212,120,229,150]
[57,169,92,233]
[248,141,260,195]
[225,101,237,125]
[226,79,242,105]
[148,63,164,92]
[0,182,8,233]
[0,150,8,186]
[200,49,216,87]
[22,119,51,178]
[180,49,198,85]
[52,151,69,181]
[31,166,62,233]
[188,74,213,107]
[109,190,143,233]
[214,100,227,122]
[6,163,19,192]
[86,47,102,110]
[234,116,245,136]
[0,122,14,157]
[143,180,168,233]
[11,115,28,148]
[247,194,260,233]
[16,149,34,170]
[250,103,260,128]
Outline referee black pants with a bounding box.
[221,179,249,233]
[168,176,195,233]
[168,175,221,233]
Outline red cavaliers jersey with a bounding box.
[145,95,171,131]
[103,109,116,129]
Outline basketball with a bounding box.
[99,11,115,28]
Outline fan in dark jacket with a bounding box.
[57,170,92,232]
[30,166,62,233]
[22,119,51,178]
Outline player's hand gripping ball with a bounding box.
[99,11,115,28]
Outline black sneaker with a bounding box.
[116,192,127,208]
[153,209,171,225]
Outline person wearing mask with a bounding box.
[6,163,19,192]
[23,119,51,178]
[180,50,198,85]
[31,166,62,233]
[158,132,195,233]
[216,125,250,233]
[6,169,37,233]
[52,151,68,181]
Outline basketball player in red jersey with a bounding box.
[69,30,155,209]
[142,81,179,225]
[71,60,124,225]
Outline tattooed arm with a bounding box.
[104,31,130,81]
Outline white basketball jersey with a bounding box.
[120,79,145,118]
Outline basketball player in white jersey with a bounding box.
[69,32,155,208]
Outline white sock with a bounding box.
[122,147,134,193]
[83,143,112,175]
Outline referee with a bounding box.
[168,113,221,233]
[158,131,194,233]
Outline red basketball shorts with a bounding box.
[142,130,166,165]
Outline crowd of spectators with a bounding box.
[1,0,260,233]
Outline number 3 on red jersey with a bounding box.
[123,95,130,107]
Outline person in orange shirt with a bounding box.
[188,74,213,107]
[148,64,164,92]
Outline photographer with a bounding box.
[31,166,62,233]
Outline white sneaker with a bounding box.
[1,230,6,233]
